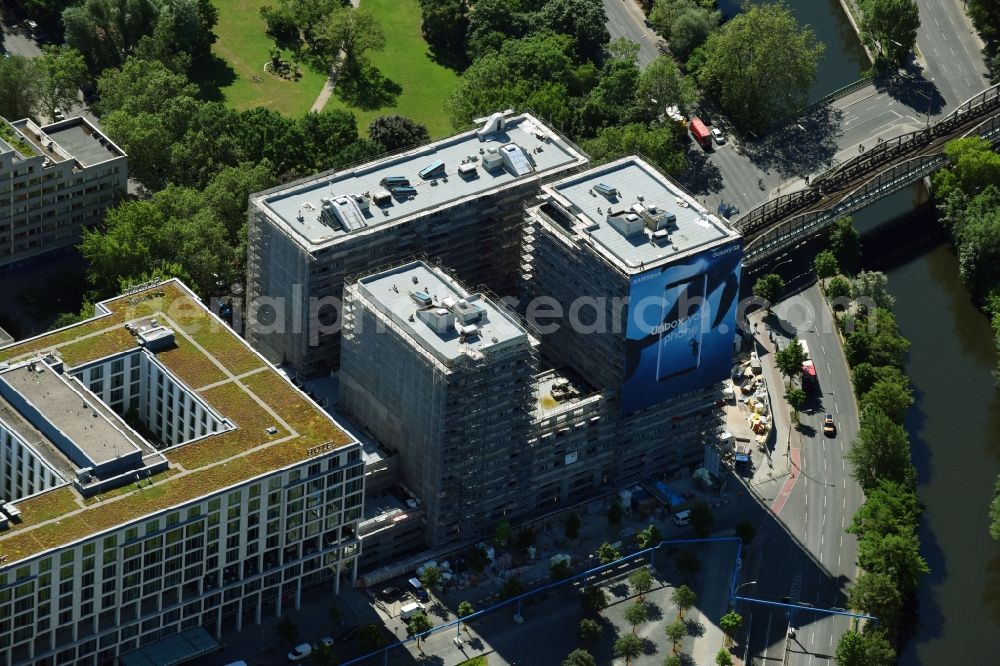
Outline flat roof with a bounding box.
[42,118,124,166]
[357,261,529,367]
[0,279,356,567]
[256,113,586,250]
[532,367,603,419]
[543,157,739,274]
[0,361,147,466]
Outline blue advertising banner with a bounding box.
[622,240,742,413]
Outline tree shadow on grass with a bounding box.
[335,63,402,111]
[189,53,237,102]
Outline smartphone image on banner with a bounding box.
[656,274,708,382]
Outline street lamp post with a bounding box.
[732,580,758,608]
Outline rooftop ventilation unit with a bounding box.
[418,307,454,334]
[482,148,503,171]
[456,322,480,339]
[457,162,478,179]
[320,196,366,232]
[477,112,506,138]
[451,298,485,325]
[381,176,410,188]
[501,144,533,176]
[607,212,644,238]
[418,160,445,180]
[593,183,617,198]
[409,290,432,307]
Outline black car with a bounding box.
[339,625,360,643]
[380,586,402,601]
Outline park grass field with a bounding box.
[325,0,461,137]
[208,0,327,116]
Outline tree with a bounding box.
[664,656,683,666]
[499,575,524,600]
[697,2,824,132]
[860,378,913,423]
[563,648,597,666]
[276,615,298,644]
[420,565,442,593]
[689,501,714,538]
[847,571,903,632]
[851,271,896,310]
[314,643,339,666]
[629,568,654,600]
[851,363,907,399]
[367,115,430,152]
[538,0,610,61]
[857,530,929,596]
[581,585,609,613]
[991,474,1000,541]
[676,548,701,579]
[843,329,873,367]
[665,620,686,653]
[719,610,743,641]
[417,0,469,61]
[581,123,688,177]
[608,502,624,527]
[624,601,649,635]
[565,512,582,540]
[316,7,386,73]
[597,542,622,564]
[827,276,852,301]
[834,630,896,665]
[62,0,158,72]
[0,55,40,121]
[847,480,920,538]
[358,623,385,653]
[715,648,734,666]
[814,250,839,281]
[551,558,572,579]
[457,601,475,633]
[753,274,785,311]
[775,338,807,386]
[613,633,643,665]
[669,6,720,61]
[860,0,920,65]
[636,56,699,119]
[829,216,862,276]
[495,518,511,545]
[466,545,490,572]
[672,585,697,618]
[34,46,89,119]
[786,387,807,421]
[406,611,433,647]
[578,617,602,642]
[636,524,662,549]
[846,409,916,491]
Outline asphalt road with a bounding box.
[684,0,991,220]
[914,0,990,109]
[602,0,662,67]
[739,284,865,665]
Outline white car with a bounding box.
[711,127,726,145]
[287,643,312,661]
[318,636,334,648]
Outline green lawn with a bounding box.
[456,657,488,666]
[208,0,327,116]
[324,0,461,137]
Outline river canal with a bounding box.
[854,190,1000,662]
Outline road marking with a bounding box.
[843,477,846,489]
[842,516,845,528]
[830,635,834,647]
[822,533,825,546]
[843,497,846,509]
[933,16,940,26]
[840,441,844,452]
[824,458,827,471]
[821,344,826,354]
[824,495,827,508]
[826,362,832,374]
[840,535,844,547]
[835,402,839,414]
[838,554,842,567]
[842,459,845,471]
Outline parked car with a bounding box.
[823,414,836,437]
[711,127,726,145]
[53,108,64,121]
[380,586,402,600]
[339,625,360,643]
[287,643,312,661]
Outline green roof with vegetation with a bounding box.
[0,121,37,158]
[0,279,355,566]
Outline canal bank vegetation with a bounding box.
[818,231,927,659]
[965,0,1000,83]
[933,136,1000,547]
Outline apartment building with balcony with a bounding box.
[0,116,127,268]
